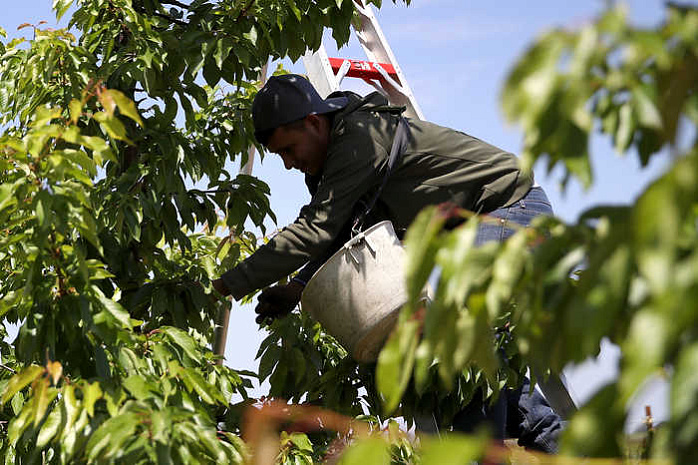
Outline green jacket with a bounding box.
[221,91,533,299]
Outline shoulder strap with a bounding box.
[352,116,410,235]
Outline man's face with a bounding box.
[266,116,328,176]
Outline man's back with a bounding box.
[318,90,533,231]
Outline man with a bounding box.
[212,74,563,452]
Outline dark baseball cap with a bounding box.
[252,74,348,145]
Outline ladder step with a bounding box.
[328,57,399,82]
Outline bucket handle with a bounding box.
[343,231,376,265]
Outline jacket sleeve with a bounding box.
[220,123,389,300]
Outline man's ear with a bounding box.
[305,113,329,135]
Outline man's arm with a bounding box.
[249,216,357,323]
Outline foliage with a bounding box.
[376,3,698,463]
[335,422,487,465]
[502,3,698,188]
[0,0,407,462]
[257,310,379,416]
[4,0,696,463]
[0,88,253,462]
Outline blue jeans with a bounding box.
[452,187,564,453]
[475,186,553,245]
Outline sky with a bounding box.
[2,0,678,432]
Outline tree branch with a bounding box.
[153,11,188,27]
[161,0,190,9]
[0,363,16,374]
[235,0,256,22]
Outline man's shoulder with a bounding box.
[330,109,391,151]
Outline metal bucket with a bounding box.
[300,221,414,362]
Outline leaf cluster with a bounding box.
[373,3,698,461]
[502,5,698,189]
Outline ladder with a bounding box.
[302,0,424,120]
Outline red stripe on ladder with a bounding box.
[328,57,399,82]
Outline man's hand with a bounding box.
[255,281,304,325]
[212,278,231,297]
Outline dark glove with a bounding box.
[212,278,231,297]
[255,281,304,325]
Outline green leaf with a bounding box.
[285,0,302,22]
[561,383,624,457]
[93,112,132,144]
[419,435,486,465]
[77,214,103,254]
[1,365,43,405]
[413,340,434,395]
[178,367,225,405]
[339,438,390,465]
[62,384,80,429]
[33,377,58,427]
[632,85,662,130]
[615,103,634,153]
[289,432,313,452]
[203,59,221,87]
[486,230,529,317]
[149,409,171,443]
[258,344,281,383]
[37,404,63,447]
[161,326,200,362]
[82,381,103,417]
[672,342,698,462]
[98,88,117,117]
[119,347,145,374]
[7,399,33,445]
[196,426,227,462]
[32,106,62,128]
[69,99,82,124]
[106,89,144,126]
[53,148,97,177]
[214,39,233,69]
[435,219,483,307]
[11,391,24,416]
[162,95,178,123]
[86,411,140,460]
[290,347,306,384]
[501,31,566,122]
[673,342,698,421]
[123,375,157,401]
[0,183,18,214]
[597,6,626,33]
[35,197,47,229]
[403,206,446,303]
[376,318,419,414]
[243,25,258,44]
[52,0,73,21]
[0,86,9,111]
[95,290,132,329]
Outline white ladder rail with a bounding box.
[352,0,424,120]
[213,62,268,365]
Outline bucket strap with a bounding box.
[352,116,410,235]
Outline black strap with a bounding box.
[352,116,410,235]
